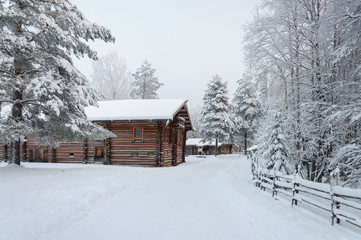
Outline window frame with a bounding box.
[133,127,144,141]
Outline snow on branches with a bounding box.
[0,0,115,164]
[200,75,233,150]
[130,60,163,99]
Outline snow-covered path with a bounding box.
[1,155,360,240]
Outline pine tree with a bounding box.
[200,75,233,155]
[232,76,261,154]
[0,0,115,165]
[263,111,292,175]
[130,60,163,99]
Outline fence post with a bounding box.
[255,158,261,188]
[330,170,341,225]
[292,165,299,206]
[335,168,341,224]
[260,172,266,191]
[251,156,255,179]
[272,168,277,197]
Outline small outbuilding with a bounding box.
[0,99,193,167]
[185,138,232,155]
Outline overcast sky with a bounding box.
[72,0,261,108]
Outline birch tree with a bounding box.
[91,51,132,100]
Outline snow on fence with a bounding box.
[251,157,361,228]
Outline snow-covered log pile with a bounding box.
[251,157,361,228]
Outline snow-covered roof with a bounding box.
[85,99,188,121]
[186,138,230,146]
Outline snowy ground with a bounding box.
[1,155,360,240]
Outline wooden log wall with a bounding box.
[52,142,84,163]
[176,129,185,164]
[161,125,173,166]
[0,118,189,166]
[107,122,158,166]
[55,142,84,163]
[219,145,232,154]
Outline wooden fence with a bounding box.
[251,157,361,228]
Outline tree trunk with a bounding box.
[10,140,21,165]
[10,5,24,166]
[215,138,218,156]
[311,157,316,181]
[244,131,248,155]
[9,90,23,165]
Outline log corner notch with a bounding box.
[156,121,162,167]
[104,121,111,165]
[83,138,88,164]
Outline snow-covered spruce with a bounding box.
[130,60,163,99]
[200,75,233,154]
[231,75,261,152]
[0,0,115,165]
[262,112,292,175]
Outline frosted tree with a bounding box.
[242,0,361,182]
[0,0,115,165]
[232,75,261,154]
[263,112,292,175]
[91,51,133,100]
[332,144,361,188]
[130,60,163,99]
[327,2,361,187]
[200,75,233,155]
[187,105,202,138]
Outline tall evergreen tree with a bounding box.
[130,60,163,99]
[232,76,261,154]
[0,0,115,165]
[200,75,233,155]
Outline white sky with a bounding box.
[72,0,261,108]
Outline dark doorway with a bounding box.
[29,147,48,162]
[94,147,105,163]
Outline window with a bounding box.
[132,152,139,158]
[133,127,143,141]
[69,153,74,157]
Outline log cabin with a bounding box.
[0,99,193,167]
[185,138,232,155]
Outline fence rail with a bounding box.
[251,157,361,228]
